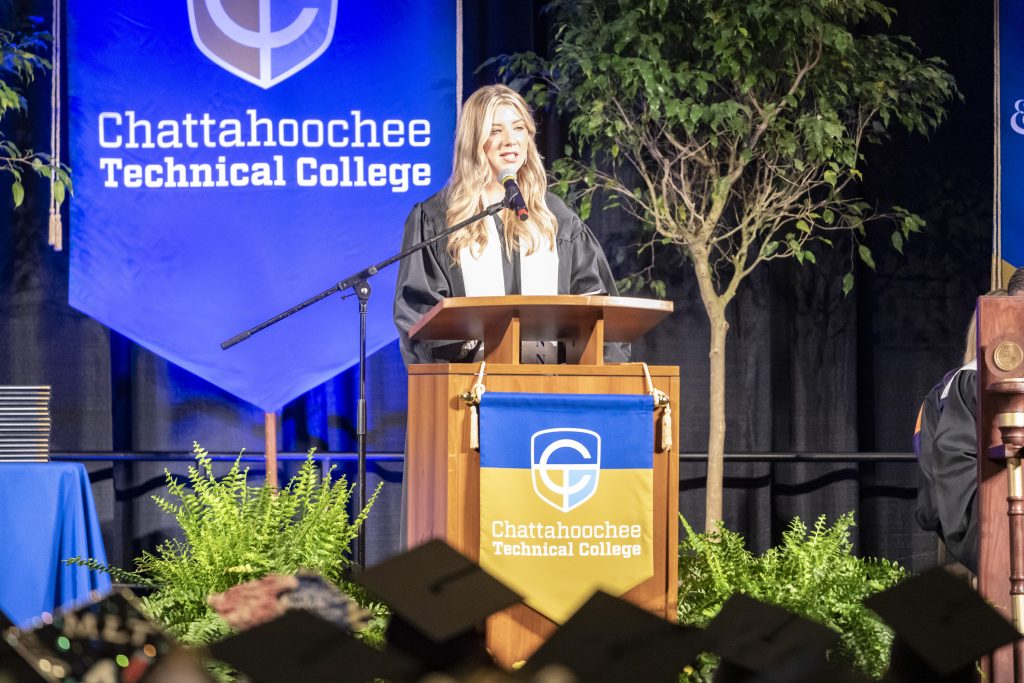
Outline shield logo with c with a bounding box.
[531,428,601,513]
[187,0,338,89]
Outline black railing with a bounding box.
[49,451,915,463]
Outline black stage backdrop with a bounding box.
[0,1,992,571]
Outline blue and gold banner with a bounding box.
[479,392,654,623]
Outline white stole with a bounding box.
[459,216,559,296]
[459,216,560,363]
[459,216,506,296]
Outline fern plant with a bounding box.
[678,512,906,681]
[69,443,387,649]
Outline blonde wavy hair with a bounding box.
[445,85,557,262]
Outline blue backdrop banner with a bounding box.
[67,0,457,410]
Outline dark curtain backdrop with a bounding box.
[0,0,992,572]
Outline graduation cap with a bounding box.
[520,590,703,683]
[865,566,1021,681]
[4,588,175,683]
[208,608,415,683]
[354,539,521,673]
[703,593,839,682]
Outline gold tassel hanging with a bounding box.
[659,400,673,452]
[48,0,63,251]
[459,362,487,450]
[468,403,479,450]
[635,362,673,452]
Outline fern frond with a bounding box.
[63,557,153,586]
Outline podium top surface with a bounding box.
[408,295,673,342]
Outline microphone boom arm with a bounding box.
[220,200,506,350]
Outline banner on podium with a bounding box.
[479,392,654,623]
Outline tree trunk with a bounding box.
[691,250,731,531]
[705,307,729,530]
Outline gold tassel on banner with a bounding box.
[659,401,673,452]
[468,403,479,450]
[634,362,673,452]
[458,362,487,450]
[48,0,63,251]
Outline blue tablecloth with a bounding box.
[0,462,111,626]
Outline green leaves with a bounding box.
[858,244,876,270]
[678,512,906,680]
[497,0,953,286]
[1,21,70,213]
[891,230,903,254]
[53,175,66,204]
[67,443,385,660]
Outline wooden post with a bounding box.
[992,379,1024,681]
[264,411,278,490]
[977,296,1024,681]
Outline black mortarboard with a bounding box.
[354,539,521,673]
[6,588,175,683]
[703,593,839,681]
[520,590,703,683]
[356,539,522,644]
[208,608,415,683]
[865,566,1020,681]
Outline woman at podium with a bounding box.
[393,84,627,365]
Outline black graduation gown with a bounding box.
[921,367,978,572]
[392,190,629,365]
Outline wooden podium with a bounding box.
[404,295,679,668]
[978,295,1024,682]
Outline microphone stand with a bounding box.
[221,200,507,568]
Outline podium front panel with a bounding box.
[405,363,680,668]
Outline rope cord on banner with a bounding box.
[459,361,672,452]
[49,0,62,251]
[629,362,673,452]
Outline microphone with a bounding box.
[498,168,529,222]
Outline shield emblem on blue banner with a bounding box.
[531,428,601,512]
[187,0,338,89]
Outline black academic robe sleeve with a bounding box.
[930,369,978,572]
[392,194,469,365]
[914,388,943,534]
[393,191,630,365]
